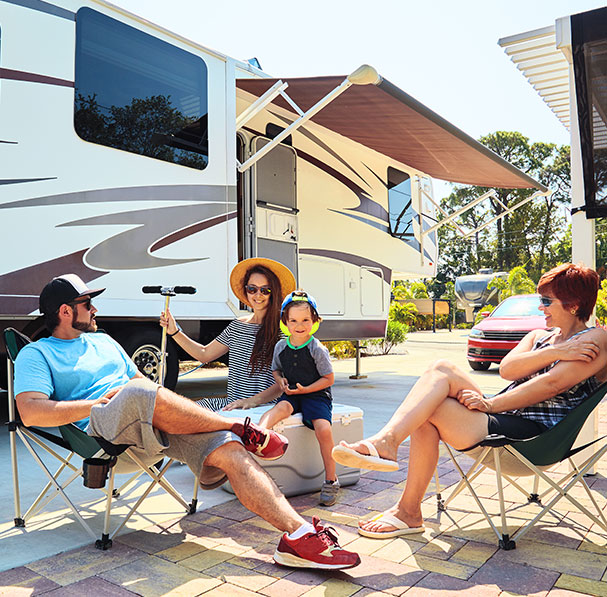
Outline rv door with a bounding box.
[250,136,298,279]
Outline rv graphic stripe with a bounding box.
[151,212,237,252]
[0,178,56,185]
[59,203,233,270]
[0,249,107,316]
[0,68,74,88]
[0,185,230,210]
[4,0,75,20]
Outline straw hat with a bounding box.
[230,258,296,307]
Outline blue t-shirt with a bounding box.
[14,333,138,430]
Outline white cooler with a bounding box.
[221,403,363,497]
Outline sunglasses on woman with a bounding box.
[245,284,272,296]
[539,296,557,307]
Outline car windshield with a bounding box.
[490,295,543,318]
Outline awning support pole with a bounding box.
[422,189,498,236]
[236,80,289,130]
[462,190,552,238]
[237,65,381,173]
[238,77,354,172]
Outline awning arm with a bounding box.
[421,189,498,236]
[237,64,381,173]
[463,190,552,238]
[236,79,289,130]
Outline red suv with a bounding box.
[467,294,547,371]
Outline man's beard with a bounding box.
[71,311,97,332]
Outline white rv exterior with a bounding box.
[0,0,440,386]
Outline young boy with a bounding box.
[259,291,339,506]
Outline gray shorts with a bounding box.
[87,378,239,484]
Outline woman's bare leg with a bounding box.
[340,359,485,460]
[359,399,490,533]
[360,421,438,533]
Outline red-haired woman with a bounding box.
[333,263,607,538]
[161,258,295,411]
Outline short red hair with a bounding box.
[537,263,599,321]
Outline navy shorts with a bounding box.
[486,413,548,440]
[277,393,332,429]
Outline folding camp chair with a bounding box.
[436,382,607,550]
[4,327,200,550]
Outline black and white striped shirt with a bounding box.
[195,319,275,412]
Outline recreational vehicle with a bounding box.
[0,0,545,388]
[455,269,507,323]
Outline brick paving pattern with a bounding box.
[3,409,607,596]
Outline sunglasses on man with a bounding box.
[68,298,92,311]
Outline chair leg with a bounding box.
[445,445,505,544]
[509,446,607,544]
[96,466,116,550]
[527,473,541,505]
[493,450,516,550]
[19,431,98,540]
[7,360,24,527]
[190,474,199,515]
[9,423,24,527]
[435,468,445,512]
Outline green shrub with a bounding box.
[323,341,357,359]
[389,301,418,326]
[596,279,607,324]
[369,320,408,355]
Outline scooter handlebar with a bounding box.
[174,286,197,294]
[141,285,197,295]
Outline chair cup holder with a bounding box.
[83,457,117,488]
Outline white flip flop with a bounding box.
[332,440,399,472]
[358,512,425,539]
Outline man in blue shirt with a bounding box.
[13,274,360,570]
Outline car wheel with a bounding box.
[119,327,179,390]
[469,360,491,371]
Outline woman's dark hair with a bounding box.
[244,265,282,374]
[537,263,599,322]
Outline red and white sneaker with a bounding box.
[231,417,288,460]
[273,516,361,569]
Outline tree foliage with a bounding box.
[488,266,536,301]
[435,131,571,285]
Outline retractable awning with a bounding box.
[236,73,547,191]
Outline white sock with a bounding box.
[288,522,315,539]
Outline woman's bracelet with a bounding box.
[167,324,182,338]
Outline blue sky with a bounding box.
[116,0,605,193]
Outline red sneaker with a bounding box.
[231,417,288,460]
[273,516,361,569]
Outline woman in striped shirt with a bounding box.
[160,258,296,411]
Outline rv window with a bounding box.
[74,8,208,169]
[387,167,414,239]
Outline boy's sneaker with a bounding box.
[319,479,340,506]
[273,516,360,569]
[231,417,288,460]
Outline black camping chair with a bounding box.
[4,327,199,549]
[436,382,607,549]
